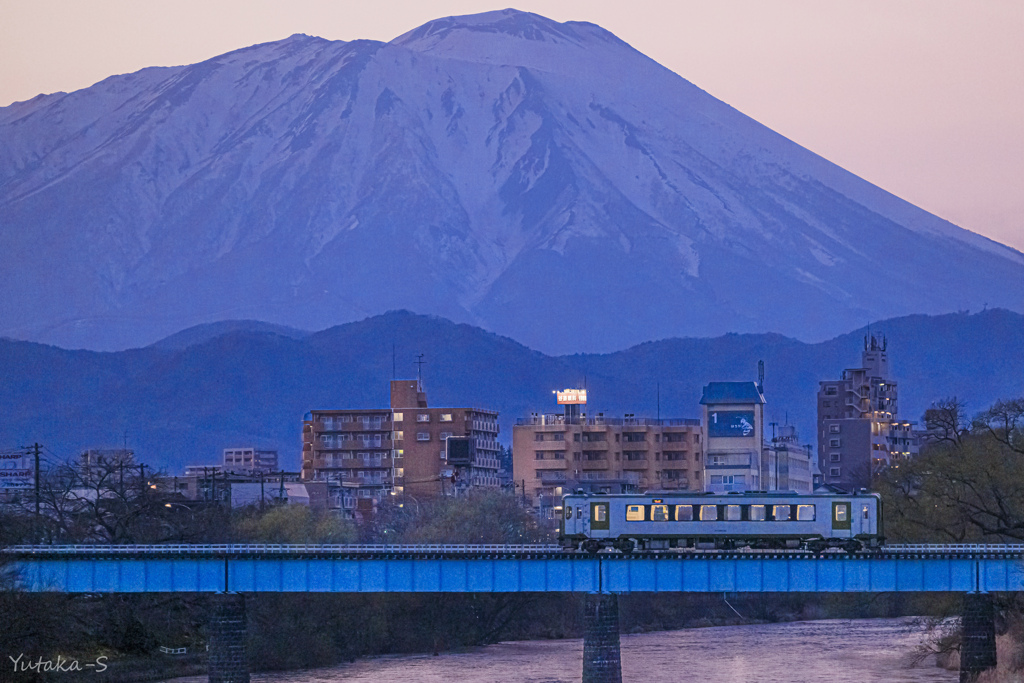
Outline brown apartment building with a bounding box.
[817,335,919,491]
[512,395,702,518]
[302,380,501,501]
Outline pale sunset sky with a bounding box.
[3,0,1022,252]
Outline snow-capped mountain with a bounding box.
[2,9,1022,353]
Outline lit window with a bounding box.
[725,505,741,521]
[773,505,791,521]
[593,504,607,523]
[393,413,403,422]
[750,505,766,521]
[835,505,849,523]
[651,504,669,522]
[417,414,430,423]
[863,505,870,520]
[440,414,453,422]
[626,505,644,521]
[393,431,403,441]
[566,507,573,519]
[797,505,815,521]
[700,505,718,521]
[675,505,693,521]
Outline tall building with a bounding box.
[817,335,919,491]
[222,447,278,474]
[512,389,703,518]
[302,380,501,501]
[701,381,766,492]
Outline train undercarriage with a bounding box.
[563,536,878,554]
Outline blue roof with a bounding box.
[700,382,765,405]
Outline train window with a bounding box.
[862,505,870,520]
[577,506,583,520]
[750,505,766,521]
[675,505,693,521]
[773,505,791,521]
[593,505,607,523]
[566,507,572,519]
[796,505,815,521]
[725,505,742,521]
[835,505,848,522]
[700,504,718,521]
[832,502,852,530]
[626,505,644,521]
[651,504,670,522]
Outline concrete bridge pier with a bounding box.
[208,592,250,683]
[582,593,622,683]
[960,592,997,683]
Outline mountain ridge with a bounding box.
[1,309,1021,474]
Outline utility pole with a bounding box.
[30,442,41,519]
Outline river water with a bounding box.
[165,617,956,682]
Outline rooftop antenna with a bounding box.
[757,360,764,393]
[415,353,425,389]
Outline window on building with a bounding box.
[551,433,564,441]
[440,431,453,440]
[417,414,430,422]
[440,413,453,422]
[829,424,841,434]
[574,433,581,442]
[554,451,566,460]
[392,412,403,422]
[535,451,544,460]
[830,453,841,462]
[417,432,430,441]
[830,467,841,477]
[825,386,838,396]
[535,433,545,441]
[829,438,841,448]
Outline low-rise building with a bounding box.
[513,392,703,518]
[222,447,278,474]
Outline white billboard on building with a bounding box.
[0,450,34,490]
[556,389,587,405]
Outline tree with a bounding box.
[878,395,1024,543]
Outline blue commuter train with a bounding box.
[559,491,883,553]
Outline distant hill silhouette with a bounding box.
[1,310,1021,474]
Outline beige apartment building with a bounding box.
[512,409,703,518]
[302,380,501,501]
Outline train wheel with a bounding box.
[806,540,827,554]
[583,540,601,554]
[842,540,862,554]
[616,539,635,554]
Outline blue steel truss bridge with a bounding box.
[4,543,1020,682]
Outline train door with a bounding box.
[832,501,852,536]
[590,502,609,537]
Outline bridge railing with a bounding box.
[0,543,567,555]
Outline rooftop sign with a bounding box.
[556,389,587,405]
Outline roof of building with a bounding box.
[699,382,765,405]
